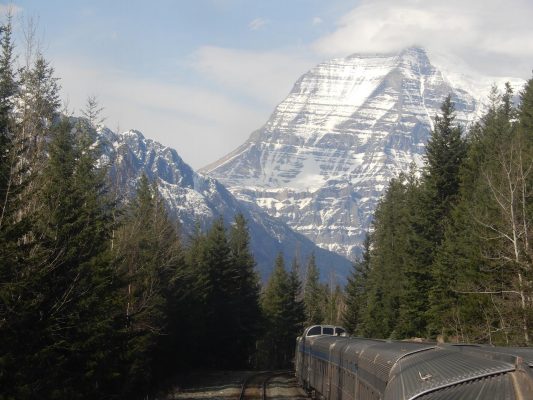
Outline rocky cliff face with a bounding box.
[202,47,515,259]
[96,127,352,281]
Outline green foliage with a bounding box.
[355,97,469,340]
[0,20,291,400]
[114,174,184,393]
[359,176,413,338]
[228,213,261,366]
[259,253,304,369]
[178,214,262,370]
[425,95,467,217]
[322,283,344,325]
[304,253,324,325]
[342,236,370,334]
[353,81,533,345]
[1,116,123,399]
[289,257,306,331]
[431,81,533,345]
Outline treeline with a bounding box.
[343,79,533,345]
[257,252,345,369]
[0,16,345,399]
[0,15,264,397]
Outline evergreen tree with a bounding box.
[193,216,243,367]
[520,77,533,152]
[304,253,324,325]
[395,173,432,338]
[427,83,533,345]
[360,177,410,338]
[289,257,305,334]
[259,253,303,369]
[425,95,467,222]
[323,282,344,325]
[0,16,23,354]
[343,235,371,334]
[81,95,105,128]
[397,98,467,339]
[0,14,16,152]
[18,52,61,168]
[427,199,490,343]
[178,221,208,368]
[228,213,261,367]
[115,174,183,394]
[0,117,123,399]
[0,14,19,232]
[400,97,462,335]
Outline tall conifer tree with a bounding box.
[343,235,371,334]
[115,174,183,394]
[228,213,261,367]
[304,253,324,325]
[399,97,466,338]
[260,253,303,368]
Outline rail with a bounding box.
[239,370,292,400]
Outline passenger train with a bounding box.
[295,325,533,400]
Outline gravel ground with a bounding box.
[266,374,309,400]
[161,371,308,400]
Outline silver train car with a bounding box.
[295,325,533,400]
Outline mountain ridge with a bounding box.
[202,46,525,259]
[96,126,352,282]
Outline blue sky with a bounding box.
[5,0,533,168]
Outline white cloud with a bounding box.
[55,47,317,169]
[248,17,268,31]
[54,57,265,169]
[51,0,533,172]
[189,46,315,106]
[312,0,533,78]
[312,17,323,26]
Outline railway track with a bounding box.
[239,371,291,400]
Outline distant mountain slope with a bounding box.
[97,127,352,281]
[202,46,524,259]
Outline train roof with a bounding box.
[298,328,533,399]
[384,345,518,400]
[302,325,347,337]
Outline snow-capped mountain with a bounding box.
[96,127,352,281]
[202,46,524,259]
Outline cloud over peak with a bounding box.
[312,0,533,78]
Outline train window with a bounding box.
[323,327,334,335]
[335,327,346,336]
[307,326,322,336]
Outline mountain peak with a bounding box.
[399,45,427,56]
[204,48,487,259]
[123,129,145,139]
[397,46,432,70]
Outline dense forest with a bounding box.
[343,82,533,346]
[0,17,342,399]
